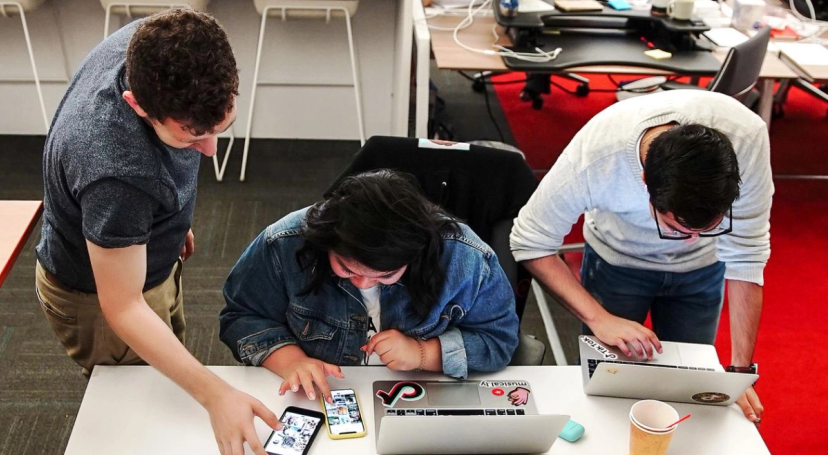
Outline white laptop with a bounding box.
[372,380,570,454]
[579,335,758,406]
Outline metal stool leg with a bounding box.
[212,126,235,181]
[343,8,365,145]
[5,2,50,132]
[532,279,569,366]
[240,6,271,182]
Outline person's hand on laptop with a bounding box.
[277,356,345,404]
[736,386,764,425]
[587,312,663,359]
[362,329,422,371]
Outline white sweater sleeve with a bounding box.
[717,125,774,286]
[510,147,592,262]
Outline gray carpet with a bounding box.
[0,73,581,454]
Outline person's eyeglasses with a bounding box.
[655,206,733,240]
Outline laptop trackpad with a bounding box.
[651,342,682,365]
[426,383,481,406]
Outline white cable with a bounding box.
[788,0,828,26]
[450,0,563,62]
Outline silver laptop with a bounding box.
[579,335,758,406]
[372,380,569,454]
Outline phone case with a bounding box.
[321,389,368,439]
[265,406,325,455]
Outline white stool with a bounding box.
[236,0,365,182]
[0,0,49,132]
[100,0,209,38]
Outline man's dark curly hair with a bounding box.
[126,9,238,136]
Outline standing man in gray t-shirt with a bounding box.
[511,91,772,424]
[35,9,281,455]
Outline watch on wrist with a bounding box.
[725,363,758,375]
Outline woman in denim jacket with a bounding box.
[219,170,519,403]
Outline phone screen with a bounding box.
[323,388,365,435]
[264,410,322,455]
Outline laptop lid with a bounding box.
[376,414,570,455]
[578,336,757,405]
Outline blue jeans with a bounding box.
[580,244,726,345]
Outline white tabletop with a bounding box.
[65,365,769,455]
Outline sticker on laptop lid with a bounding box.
[506,387,530,406]
[691,392,730,404]
[376,381,425,407]
[417,139,470,150]
[479,380,530,388]
[580,335,619,360]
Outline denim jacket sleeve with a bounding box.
[439,250,519,379]
[219,229,296,366]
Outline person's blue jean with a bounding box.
[580,243,726,345]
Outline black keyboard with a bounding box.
[385,408,526,416]
[587,358,715,378]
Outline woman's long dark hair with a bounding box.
[296,170,460,318]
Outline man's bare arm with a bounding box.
[87,241,279,455]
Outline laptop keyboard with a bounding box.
[385,408,526,416]
[587,359,715,378]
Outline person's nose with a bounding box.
[350,276,377,289]
[193,136,218,157]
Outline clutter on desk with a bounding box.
[776,42,828,79]
[644,48,673,59]
[553,0,604,11]
[702,27,749,48]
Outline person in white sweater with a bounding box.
[511,91,772,423]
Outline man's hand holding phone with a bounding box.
[204,385,281,455]
[278,357,345,404]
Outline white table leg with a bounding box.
[757,78,774,129]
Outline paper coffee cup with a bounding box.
[629,400,679,455]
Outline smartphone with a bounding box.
[263,406,325,455]
[321,388,367,439]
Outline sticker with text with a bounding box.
[479,380,530,389]
[691,392,730,404]
[376,382,425,407]
[580,335,618,360]
[507,387,530,406]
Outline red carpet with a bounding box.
[494,74,828,453]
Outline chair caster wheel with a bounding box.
[471,78,485,93]
[532,97,543,110]
[772,103,784,119]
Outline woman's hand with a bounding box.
[362,329,423,371]
[278,357,345,403]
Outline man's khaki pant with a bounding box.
[35,260,186,374]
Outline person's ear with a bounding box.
[641,171,646,185]
[122,91,148,118]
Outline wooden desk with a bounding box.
[65,365,770,454]
[0,200,42,287]
[417,9,798,129]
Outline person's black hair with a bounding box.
[644,124,741,229]
[297,170,460,318]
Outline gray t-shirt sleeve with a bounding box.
[80,178,158,248]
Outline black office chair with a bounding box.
[617,26,772,108]
[326,136,547,366]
